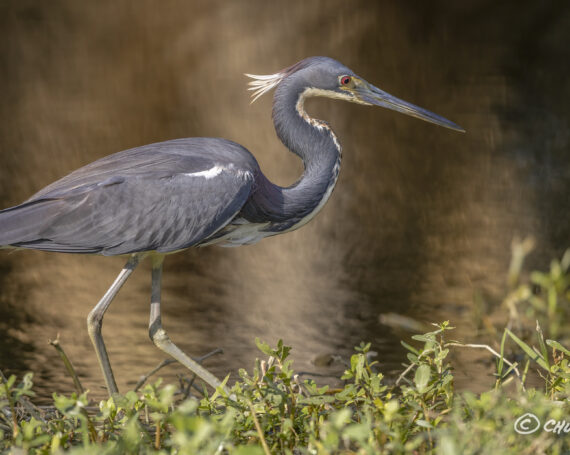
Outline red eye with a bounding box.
[340,76,351,85]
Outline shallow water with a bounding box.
[1,1,569,402]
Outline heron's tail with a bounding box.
[0,198,102,253]
[0,198,65,249]
[0,199,53,246]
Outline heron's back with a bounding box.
[0,138,259,255]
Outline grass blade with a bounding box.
[505,329,549,371]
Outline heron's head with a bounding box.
[247,56,464,132]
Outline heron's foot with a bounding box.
[149,327,229,395]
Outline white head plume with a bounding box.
[245,72,286,103]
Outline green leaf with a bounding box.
[414,364,431,392]
[505,328,549,371]
[407,353,418,364]
[299,395,336,405]
[497,329,507,378]
[255,337,274,356]
[411,334,435,343]
[535,322,550,370]
[343,422,370,442]
[546,339,570,356]
[401,341,419,355]
[415,419,433,429]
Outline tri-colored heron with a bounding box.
[0,57,464,395]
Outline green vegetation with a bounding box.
[1,246,569,454]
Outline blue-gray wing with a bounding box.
[0,138,258,255]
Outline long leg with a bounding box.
[148,255,226,393]
[87,254,142,395]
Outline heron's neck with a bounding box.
[275,86,342,170]
[242,82,342,229]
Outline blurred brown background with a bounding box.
[0,0,568,401]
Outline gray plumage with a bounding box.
[0,56,464,395]
[0,138,258,254]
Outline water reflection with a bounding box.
[0,1,568,402]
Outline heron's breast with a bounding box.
[198,218,273,247]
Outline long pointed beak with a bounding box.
[355,80,465,132]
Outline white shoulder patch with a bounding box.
[182,164,253,181]
[183,165,224,179]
